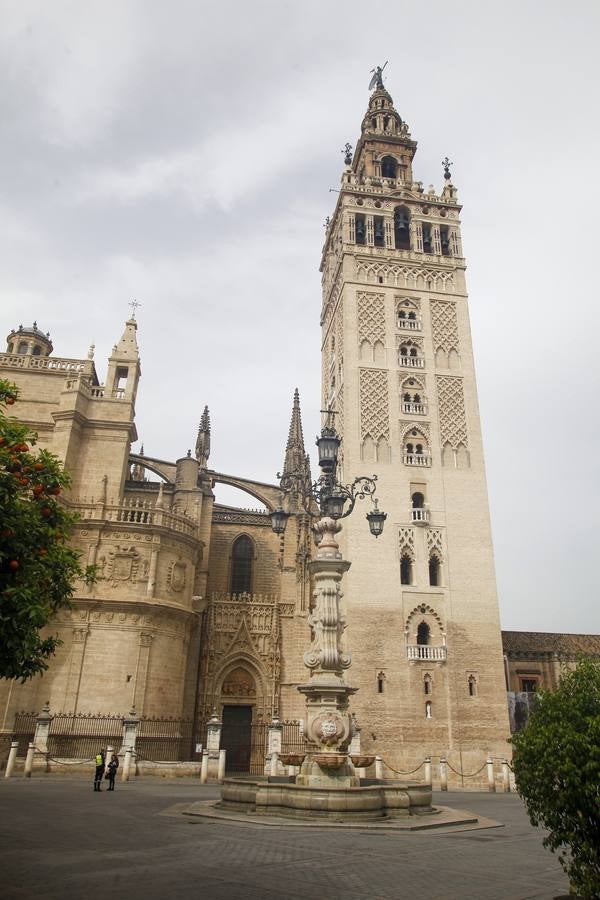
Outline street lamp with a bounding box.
[270,504,290,535]
[366,500,387,538]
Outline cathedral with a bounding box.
[0,76,513,774]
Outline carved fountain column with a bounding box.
[296,516,359,786]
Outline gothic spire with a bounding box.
[195,405,211,468]
[283,388,312,487]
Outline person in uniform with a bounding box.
[93,749,105,791]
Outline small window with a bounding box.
[400,554,412,585]
[429,554,440,586]
[32,345,42,356]
[17,341,28,354]
[425,700,432,718]
[440,225,451,256]
[468,675,477,697]
[394,206,411,250]
[424,674,432,695]
[381,155,397,178]
[417,621,430,645]
[374,216,385,247]
[422,223,432,253]
[355,214,366,246]
[230,535,254,594]
[521,678,538,693]
[377,672,385,694]
[412,492,424,509]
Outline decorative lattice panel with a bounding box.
[356,260,455,293]
[436,376,468,449]
[359,369,389,440]
[426,528,444,561]
[399,421,430,443]
[430,300,459,352]
[399,527,415,559]
[357,292,385,346]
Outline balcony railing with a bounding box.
[397,317,421,331]
[402,402,427,415]
[399,356,425,368]
[68,497,198,537]
[411,508,430,525]
[407,645,447,661]
[404,453,431,467]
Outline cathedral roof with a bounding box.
[502,630,600,657]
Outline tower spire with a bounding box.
[283,388,312,487]
[195,405,211,468]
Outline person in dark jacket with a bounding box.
[106,752,119,791]
[93,749,105,791]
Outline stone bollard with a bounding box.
[200,750,209,784]
[270,752,279,778]
[4,741,19,779]
[424,756,432,786]
[486,757,496,793]
[439,756,448,791]
[121,707,139,756]
[375,755,383,780]
[502,759,511,793]
[217,749,226,784]
[121,748,132,782]
[24,742,35,778]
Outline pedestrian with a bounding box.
[106,752,119,791]
[93,749,105,791]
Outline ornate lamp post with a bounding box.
[271,420,386,785]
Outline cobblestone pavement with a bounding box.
[0,777,569,899]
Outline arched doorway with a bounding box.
[220,666,263,773]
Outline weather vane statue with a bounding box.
[128,299,142,319]
[368,61,388,91]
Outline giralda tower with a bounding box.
[319,70,510,775]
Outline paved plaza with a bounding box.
[0,777,568,899]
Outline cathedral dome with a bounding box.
[6,322,53,357]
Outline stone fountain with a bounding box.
[218,515,434,822]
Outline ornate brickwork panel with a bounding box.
[198,592,281,726]
[357,292,385,346]
[359,368,389,440]
[356,260,455,292]
[399,421,431,443]
[430,300,459,352]
[436,376,468,449]
[426,528,445,562]
[398,527,415,560]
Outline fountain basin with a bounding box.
[219,778,434,822]
[279,753,306,767]
[350,755,375,768]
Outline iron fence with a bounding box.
[136,718,194,761]
[11,712,37,756]
[48,713,123,759]
[281,720,305,755]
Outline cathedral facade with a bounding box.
[0,78,511,774]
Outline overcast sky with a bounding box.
[1,1,598,633]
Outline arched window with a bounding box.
[32,345,42,356]
[230,535,254,594]
[400,554,412,585]
[468,675,477,697]
[412,492,424,509]
[374,216,385,247]
[440,225,451,256]
[381,156,397,178]
[377,672,386,694]
[425,700,432,719]
[355,214,366,245]
[422,222,432,253]
[429,554,440,587]
[400,346,408,357]
[417,621,430,645]
[423,674,432,695]
[17,341,28,354]
[393,206,410,250]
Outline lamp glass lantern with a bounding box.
[366,504,387,538]
[316,427,341,471]
[323,489,347,520]
[270,505,289,535]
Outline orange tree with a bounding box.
[512,658,600,898]
[0,379,94,680]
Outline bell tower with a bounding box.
[319,69,510,778]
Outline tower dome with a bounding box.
[6,322,53,357]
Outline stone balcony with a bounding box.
[411,508,430,525]
[68,497,199,538]
[397,317,421,331]
[407,645,447,661]
[402,401,427,415]
[399,357,425,368]
[403,453,431,467]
